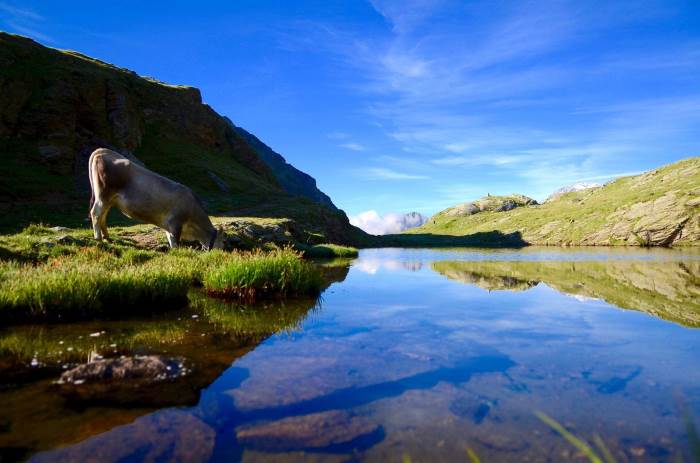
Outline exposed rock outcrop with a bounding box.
[443,194,538,217]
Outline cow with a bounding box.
[88,148,225,250]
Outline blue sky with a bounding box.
[1,1,699,219]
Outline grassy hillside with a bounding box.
[432,260,700,327]
[408,157,700,246]
[0,33,367,245]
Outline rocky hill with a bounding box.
[442,194,537,217]
[409,157,700,246]
[0,32,367,244]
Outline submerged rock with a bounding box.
[29,409,215,463]
[56,355,195,407]
[58,355,187,385]
[236,410,379,451]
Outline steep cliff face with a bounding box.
[0,33,273,198]
[230,123,338,210]
[0,33,366,244]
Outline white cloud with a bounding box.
[350,210,427,235]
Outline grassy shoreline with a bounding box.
[0,225,342,324]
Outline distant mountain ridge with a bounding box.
[350,211,427,235]
[546,182,601,202]
[410,158,700,246]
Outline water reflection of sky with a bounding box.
[30,248,700,462]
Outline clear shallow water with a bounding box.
[2,247,700,462]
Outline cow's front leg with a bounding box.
[165,224,182,249]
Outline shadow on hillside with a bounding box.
[373,230,528,248]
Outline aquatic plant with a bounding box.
[536,412,611,463]
[203,248,323,302]
[302,243,359,258]
[537,411,700,463]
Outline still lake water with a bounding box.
[2,247,700,462]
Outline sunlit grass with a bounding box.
[302,243,359,258]
[203,248,323,301]
[0,240,323,322]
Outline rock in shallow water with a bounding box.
[236,410,379,451]
[58,355,187,384]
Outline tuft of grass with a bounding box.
[303,243,359,258]
[203,248,323,302]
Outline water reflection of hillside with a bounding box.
[432,260,700,327]
[0,262,350,461]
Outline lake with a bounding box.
[2,247,700,462]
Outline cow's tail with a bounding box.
[87,151,95,219]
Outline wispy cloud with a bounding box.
[274,1,700,214]
[339,142,366,151]
[358,167,428,180]
[326,131,350,140]
[0,2,43,21]
[0,2,53,43]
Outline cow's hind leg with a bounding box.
[90,200,106,240]
[98,205,111,240]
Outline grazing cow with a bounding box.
[88,148,225,250]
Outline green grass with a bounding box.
[0,226,326,323]
[302,243,359,258]
[203,248,323,301]
[0,249,192,323]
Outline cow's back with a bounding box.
[90,148,194,227]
